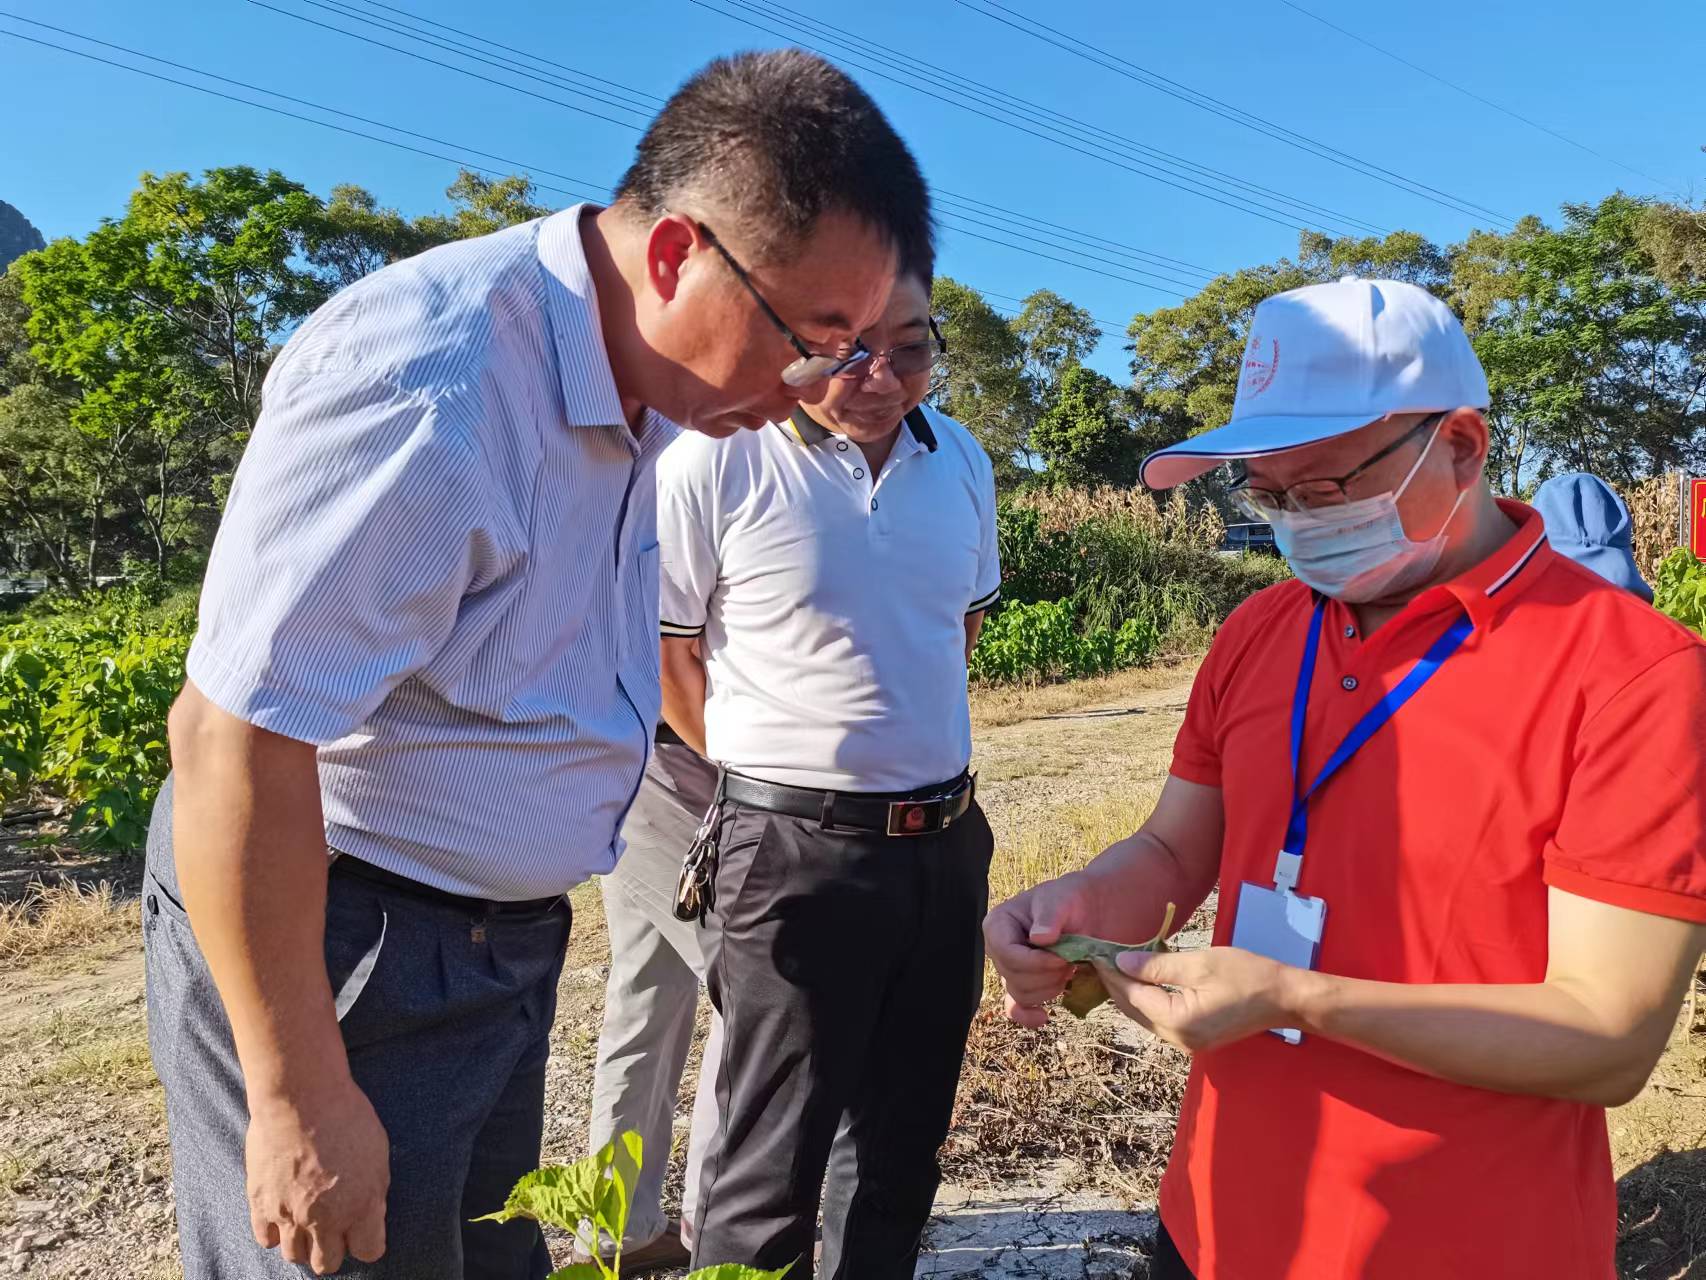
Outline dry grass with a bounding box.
[1625,473,1684,585]
[0,879,139,969]
[947,779,1190,1199]
[970,659,1200,731]
[1010,485,1225,551]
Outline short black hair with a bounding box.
[615,49,933,277]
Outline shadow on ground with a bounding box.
[1619,1146,1706,1279]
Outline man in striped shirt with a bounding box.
[144,50,930,1280]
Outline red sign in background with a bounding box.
[1693,478,1706,560]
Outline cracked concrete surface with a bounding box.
[917,1181,1156,1278]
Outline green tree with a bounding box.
[1031,362,1139,487]
[14,167,343,575]
[1452,195,1706,491]
[932,276,1038,482]
[1011,289,1102,401]
[411,171,552,242]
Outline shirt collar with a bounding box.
[781,404,939,452]
[1427,498,1551,630]
[537,204,674,442]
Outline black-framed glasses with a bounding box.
[835,319,948,382]
[1230,412,1447,520]
[694,221,872,388]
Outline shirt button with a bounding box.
[1341,675,1358,691]
[853,467,865,479]
[836,441,849,452]
[871,498,879,510]
[1343,626,1357,639]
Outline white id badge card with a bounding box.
[1230,881,1327,1046]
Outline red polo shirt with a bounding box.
[1161,500,1706,1280]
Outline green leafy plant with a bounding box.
[969,598,1161,686]
[1654,548,1706,636]
[0,606,188,847]
[477,1131,791,1280]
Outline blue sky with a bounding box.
[3,0,1701,379]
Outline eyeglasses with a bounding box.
[834,319,948,382]
[1230,412,1447,520]
[694,221,872,388]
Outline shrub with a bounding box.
[981,485,1287,684]
[969,598,1160,685]
[1655,548,1706,636]
[0,608,190,850]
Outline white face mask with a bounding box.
[1268,423,1469,603]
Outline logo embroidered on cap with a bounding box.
[1242,334,1279,398]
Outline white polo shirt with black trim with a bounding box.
[656,402,1001,793]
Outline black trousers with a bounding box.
[689,798,993,1279]
[1152,1221,1197,1279]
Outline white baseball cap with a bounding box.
[1140,276,1490,490]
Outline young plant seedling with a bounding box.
[476,1130,793,1280]
[1049,901,1178,1018]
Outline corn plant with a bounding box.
[476,1131,791,1280]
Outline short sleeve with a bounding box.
[968,449,1001,615]
[187,367,510,745]
[655,442,720,639]
[1543,644,1706,923]
[1170,628,1233,788]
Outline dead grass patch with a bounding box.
[970,660,1200,731]
[946,1006,1187,1201]
[0,880,138,969]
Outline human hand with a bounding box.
[1096,946,1302,1052]
[245,1077,391,1275]
[985,872,1109,1028]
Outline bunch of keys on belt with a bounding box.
[673,798,725,924]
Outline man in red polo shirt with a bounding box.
[986,277,1706,1280]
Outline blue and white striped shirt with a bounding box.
[189,206,677,900]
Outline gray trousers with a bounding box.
[144,775,571,1279]
[587,743,723,1250]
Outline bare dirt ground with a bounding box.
[1,662,1702,1279]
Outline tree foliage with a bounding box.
[2,166,551,588]
[3,168,1700,597]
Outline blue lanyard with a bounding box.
[1278,599,1474,886]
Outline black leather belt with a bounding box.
[329,853,565,916]
[655,722,687,747]
[721,770,976,837]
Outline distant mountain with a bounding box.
[0,201,46,273]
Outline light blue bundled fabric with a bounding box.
[1533,472,1653,602]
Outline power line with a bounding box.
[352,0,670,112]
[0,19,1175,320]
[954,0,1515,228]
[308,0,1228,278]
[0,13,612,198]
[687,0,1381,238]
[0,25,609,205]
[245,0,1214,293]
[1275,0,1667,187]
[245,0,653,132]
[720,0,1388,238]
[932,189,1217,277]
[978,288,1129,334]
[298,0,662,117]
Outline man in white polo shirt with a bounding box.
[646,262,1000,1278]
